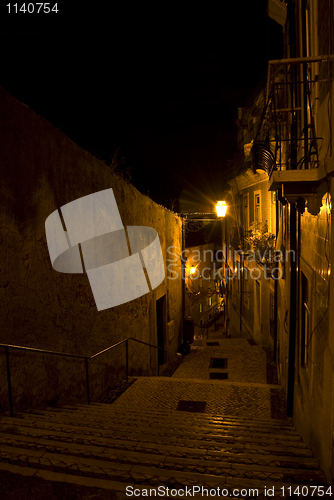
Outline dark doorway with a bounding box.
[156,295,166,365]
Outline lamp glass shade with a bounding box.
[216,201,227,217]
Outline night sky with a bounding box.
[0,2,283,212]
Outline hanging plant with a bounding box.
[244,221,275,265]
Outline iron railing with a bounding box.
[253,55,334,176]
[1,338,163,417]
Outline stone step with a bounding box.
[0,416,309,451]
[31,407,296,436]
[0,432,320,470]
[37,403,297,425]
[16,411,302,441]
[59,403,292,427]
[0,462,128,493]
[0,444,326,486]
[0,395,327,495]
[0,419,314,458]
[0,461,327,499]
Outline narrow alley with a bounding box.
[1,1,334,497]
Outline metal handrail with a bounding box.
[0,337,163,417]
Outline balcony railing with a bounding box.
[253,55,334,177]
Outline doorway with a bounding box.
[156,295,166,365]
[254,279,261,343]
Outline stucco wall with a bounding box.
[0,87,183,412]
[293,193,331,480]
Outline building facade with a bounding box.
[225,0,334,483]
[225,166,277,347]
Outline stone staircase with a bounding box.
[0,399,328,498]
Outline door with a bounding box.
[254,279,261,343]
[156,296,166,365]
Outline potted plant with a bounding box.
[244,221,275,265]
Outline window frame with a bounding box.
[254,190,261,223]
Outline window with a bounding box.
[301,273,311,367]
[270,293,275,340]
[243,267,249,308]
[249,119,253,138]
[243,194,249,231]
[237,261,240,292]
[199,303,203,313]
[254,191,261,222]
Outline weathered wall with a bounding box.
[292,187,332,481]
[0,87,183,412]
[274,92,334,482]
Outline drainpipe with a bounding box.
[239,253,244,334]
[273,190,279,362]
[181,217,186,344]
[287,201,297,417]
[286,0,298,417]
[273,273,278,362]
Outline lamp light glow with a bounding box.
[216,201,227,217]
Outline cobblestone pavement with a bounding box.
[112,377,286,420]
[174,332,277,385]
[112,330,286,420]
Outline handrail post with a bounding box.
[5,347,13,417]
[85,358,90,405]
[125,339,128,382]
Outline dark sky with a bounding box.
[0,2,283,212]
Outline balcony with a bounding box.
[252,55,334,214]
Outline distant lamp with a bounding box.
[216,201,227,217]
[189,265,196,275]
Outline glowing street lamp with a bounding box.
[216,201,227,217]
[190,265,196,275]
